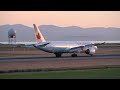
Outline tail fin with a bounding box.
[33,24,46,43]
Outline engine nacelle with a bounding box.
[85,47,96,56]
[92,46,98,50]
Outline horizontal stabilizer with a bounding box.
[33,42,50,47]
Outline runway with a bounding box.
[0,54,120,62]
[0,46,120,71]
[0,54,120,71]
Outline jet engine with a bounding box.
[85,47,96,56]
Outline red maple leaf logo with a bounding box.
[36,33,41,39]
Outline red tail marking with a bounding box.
[36,33,41,39]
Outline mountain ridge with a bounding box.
[0,24,120,42]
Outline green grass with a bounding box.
[0,68,120,79]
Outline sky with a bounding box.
[0,11,120,28]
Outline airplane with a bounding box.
[32,24,105,57]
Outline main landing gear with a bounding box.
[71,53,78,57]
[54,53,78,57]
[54,53,62,57]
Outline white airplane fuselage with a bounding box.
[35,41,97,53]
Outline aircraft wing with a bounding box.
[84,42,105,47]
[69,46,84,53]
[69,42,105,53]
[94,42,105,46]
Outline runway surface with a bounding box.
[0,54,120,71]
[0,54,120,62]
[0,46,120,71]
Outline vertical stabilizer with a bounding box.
[33,24,46,43]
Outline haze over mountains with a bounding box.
[0,24,120,42]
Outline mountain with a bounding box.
[0,24,120,42]
[39,25,120,41]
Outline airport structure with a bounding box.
[8,29,16,44]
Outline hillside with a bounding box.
[0,24,120,42]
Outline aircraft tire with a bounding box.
[54,53,62,57]
[71,54,77,57]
